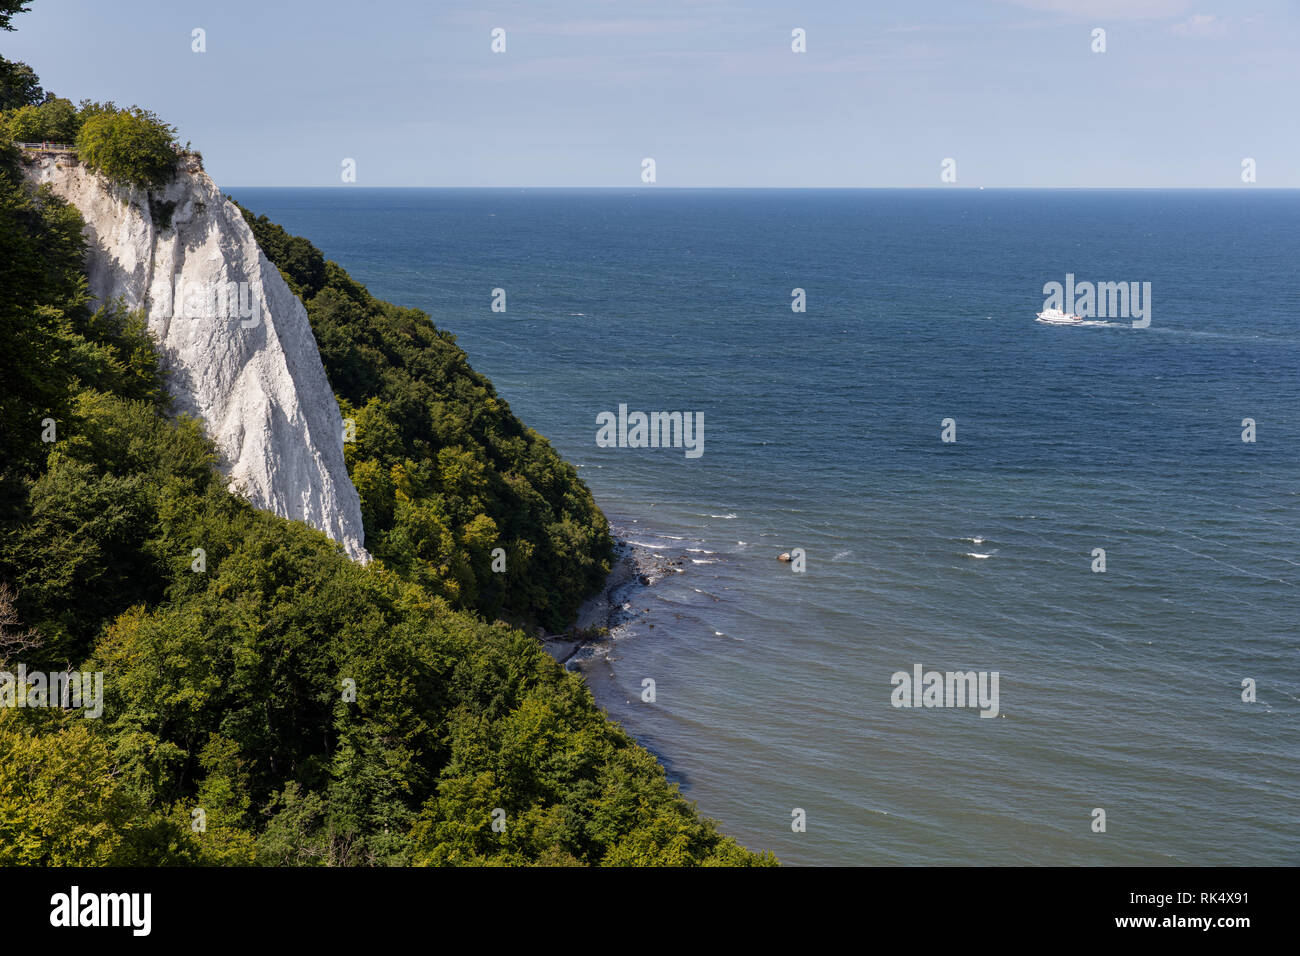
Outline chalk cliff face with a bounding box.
[22,150,369,562]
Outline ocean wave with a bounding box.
[627,541,671,550]
[691,558,718,564]
[685,548,716,554]
[709,513,738,519]
[965,552,994,559]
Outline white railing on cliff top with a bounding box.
[15,142,192,155]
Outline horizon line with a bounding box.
[219,184,1296,191]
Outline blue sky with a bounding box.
[4,0,1298,187]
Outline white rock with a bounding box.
[23,152,369,562]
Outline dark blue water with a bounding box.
[229,187,1299,865]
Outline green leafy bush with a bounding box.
[2,95,76,141]
[2,103,39,139]
[75,106,177,189]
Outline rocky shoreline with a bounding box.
[540,530,685,669]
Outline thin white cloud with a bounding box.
[524,18,701,37]
[1170,13,1226,36]
[997,0,1193,19]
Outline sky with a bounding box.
[3,0,1298,187]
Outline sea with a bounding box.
[228,187,1299,865]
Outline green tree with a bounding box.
[0,1,30,31]
[75,107,178,189]
[0,712,189,865]
[3,97,77,143]
[0,57,42,111]
[37,96,77,139]
[4,103,42,140]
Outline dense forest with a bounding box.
[0,12,772,865]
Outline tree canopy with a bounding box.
[0,57,42,111]
[0,1,30,32]
[74,106,178,189]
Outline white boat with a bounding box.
[1036,307,1083,325]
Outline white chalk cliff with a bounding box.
[22,150,369,562]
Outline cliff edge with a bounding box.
[20,148,369,561]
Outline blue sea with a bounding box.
[229,187,1299,865]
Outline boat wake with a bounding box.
[1035,314,1128,329]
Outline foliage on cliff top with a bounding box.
[0,77,181,189]
[74,106,178,190]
